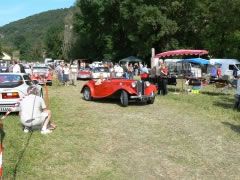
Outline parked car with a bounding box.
[91,67,110,79]
[0,73,42,112]
[209,59,240,77]
[24,65,32,75]
[81,78,157,107]
[31,65,53,86]
[77,68,92,80]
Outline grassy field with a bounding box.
[2,80,240,179]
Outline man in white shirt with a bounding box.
[19,86,56,134]
[114,64,123,77]
[12,60,21,73]
[70,61,78,86]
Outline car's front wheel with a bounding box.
[120,90,128,107]
[83,87,92,101]
[147,92,155,104]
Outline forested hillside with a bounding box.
[0,8,71,60]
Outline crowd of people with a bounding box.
[55,62,78,86]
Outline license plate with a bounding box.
[0,107,11,112]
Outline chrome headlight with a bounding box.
[145,81,150,87]
[131,81,137,88]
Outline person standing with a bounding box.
[19,61,26,73]
[158,63,169,95]
[69,62,78,86]
[12,60,21,73]
[128,64,134,79]
[217,65,222,78]
[63,64,70,86]
[55,63,64,85]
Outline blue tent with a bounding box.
[180,58,209,65]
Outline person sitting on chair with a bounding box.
[19,86,56,134]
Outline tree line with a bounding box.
[69,0,240,62]
[1,1,240,62]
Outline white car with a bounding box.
[91,67,110,79]
[0,73,42,112]
[24,65,32,75]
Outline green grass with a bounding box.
[2,80,240,179]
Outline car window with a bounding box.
[23,75,33,85]
[0,74,23,88]
[94,67,109,73]
[33,67,49,73]
[229,65,236,70]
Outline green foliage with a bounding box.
[0,41,2,57]
[44,26,64,59]
[72,0,240,61]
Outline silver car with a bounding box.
[0,73,43,112]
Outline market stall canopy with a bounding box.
[180,58,209,65]
[119,56,142,63]
[155,49,209,58]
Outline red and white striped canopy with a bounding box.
[155,49,209,58]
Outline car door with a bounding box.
[94,79,113,97]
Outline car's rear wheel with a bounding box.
[147,92,155,104]
[120,90,128,107]
[83,87,92,101]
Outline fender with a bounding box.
[116,86,137,95]
[81,83,95,97]
[144,85,157,95]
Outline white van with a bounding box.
[209,59,240,77]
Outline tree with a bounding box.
[0,41,3,57]
[72,0,240,61]
[44,26,64,59]
[73,0,179,61]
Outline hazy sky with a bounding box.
[0,0,76,27]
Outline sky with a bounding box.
[0,0,76,27]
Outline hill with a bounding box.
[0,8,71,51]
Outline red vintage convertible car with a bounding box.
[31,65,53,86]
[81,78,157,106]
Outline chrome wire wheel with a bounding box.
[83,87,91,101]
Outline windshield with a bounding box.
[0,74,23,88]
[23,75,33,86]
[33,67,48,73]
[235,64,240,70]
[93,67,109,73]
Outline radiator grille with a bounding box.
[136,81,145,95]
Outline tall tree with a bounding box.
[73,0,179,61]
[0,41,3,57]
[44,26,64,59]
[72,0,240,60]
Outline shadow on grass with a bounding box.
[222,122,240,134]
[213,101,234,110]
[213,96,235,110]
[201,91,231,96]
[13,132,33,179]
[83,98,149,107]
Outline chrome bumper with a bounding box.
[0,104,20,112]
[130,94,154,101]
